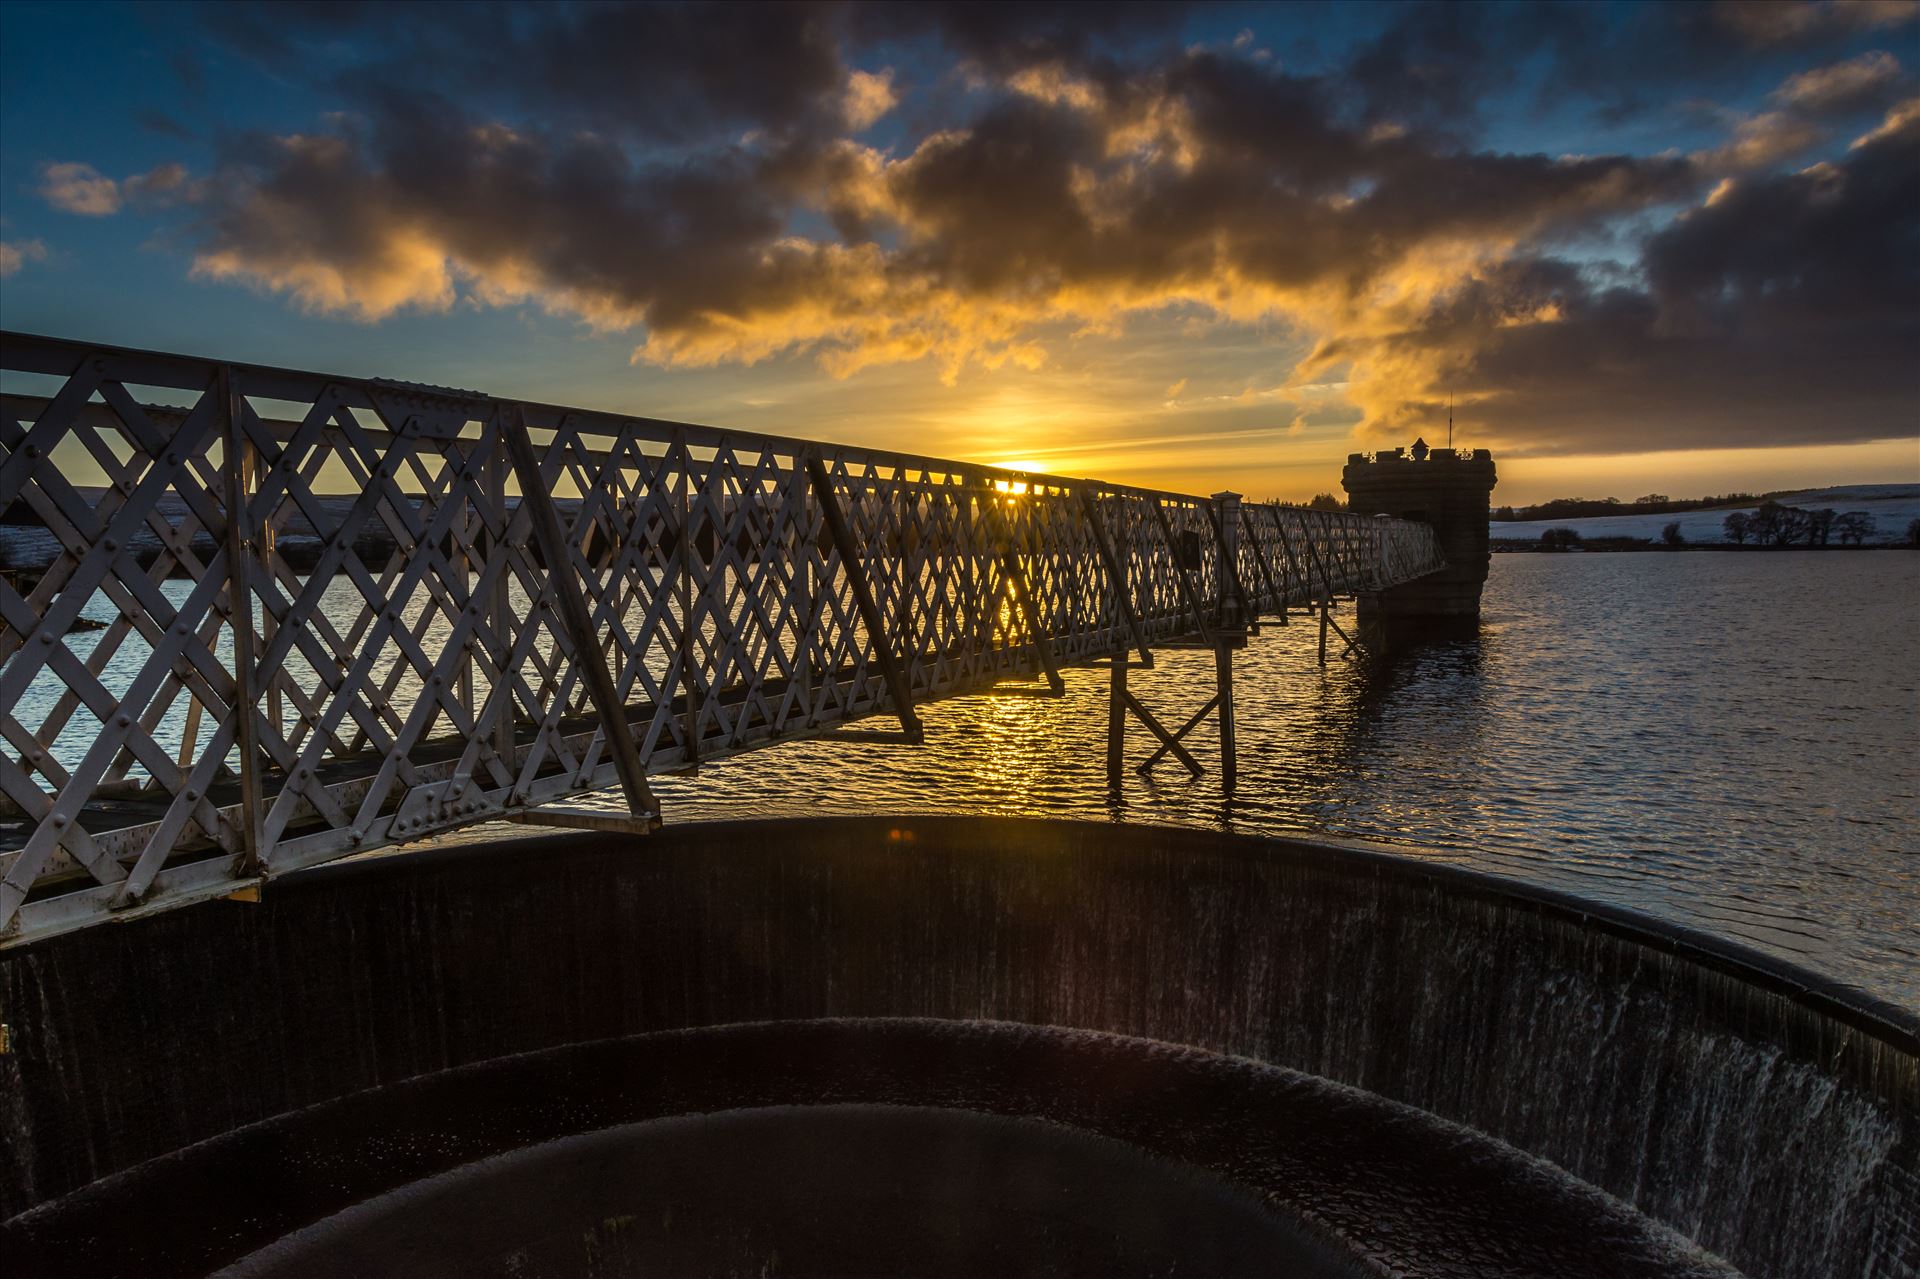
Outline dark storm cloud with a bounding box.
[1346,106,1920,453]
[1342,1,1509,135]
[1711,0,1920,46]
[191,105,811,332]
[458,2,852,144]
[872,64,1693,296]
[203,1,1195,148]
[204,0,853,144]
[848,1,1196,71]
[1515,0,1918,124]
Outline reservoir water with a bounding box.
[14,547,1918,1010]
[643,551,1920,1011]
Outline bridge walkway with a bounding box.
[0,332,1442,943]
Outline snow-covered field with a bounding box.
[1491,484,1919,545]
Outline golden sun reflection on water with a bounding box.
[544,555,1917,1010]
[961,689,1065,801]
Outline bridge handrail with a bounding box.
[0,330,1441,942]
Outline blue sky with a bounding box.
[3,1,1916,502]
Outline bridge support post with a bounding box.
[1214,645,1236,791]
[1106,660,1126,788]
[502,407,661,825]
[1211,492,1243,792]
[804,455,924,744]
[217,365,265,879]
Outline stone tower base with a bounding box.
[1343,447,1497,645]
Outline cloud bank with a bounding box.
[35,0,1920,457]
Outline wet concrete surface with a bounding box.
[16,1019,1733,1278]
[219,1105,1347,1279]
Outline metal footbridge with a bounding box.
[0,332,1442,944]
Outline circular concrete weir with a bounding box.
[3,816,1914,1277]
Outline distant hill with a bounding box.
[1490,484,1919,545]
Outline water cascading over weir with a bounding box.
[1,334,1915,1277]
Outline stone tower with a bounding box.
[1341,446,1497,643]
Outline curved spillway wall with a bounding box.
[3,816,1915,1276]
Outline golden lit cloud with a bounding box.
[842,68,898,131]
[1773,49,1909,113]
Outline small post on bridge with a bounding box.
[1211,491,1241,792]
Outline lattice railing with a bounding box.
[0,331,1442,943]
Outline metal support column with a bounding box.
[1211,491,1241,790]
[218,365,264,879]
[804,454,923,742]
[677,436,701,768]
[1214,644,1236,791]
[486,427,514,766]
[502,406,660,821]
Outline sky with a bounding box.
[1,0,1916,505]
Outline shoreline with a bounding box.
[1492,541,1917,553]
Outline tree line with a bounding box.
[1525,503,1915,551]
[1494,492,1765,522]
[1721,502,1881,547]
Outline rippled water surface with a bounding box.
[643,552,1920,1009]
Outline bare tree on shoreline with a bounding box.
[1833,512,1876,546]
